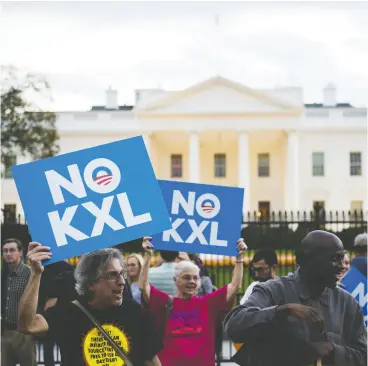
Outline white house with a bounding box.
[2,76,367,220]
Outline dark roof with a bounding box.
[90,105,134,111]
[304,103,353,108]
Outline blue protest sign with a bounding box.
[340,266,367,326]
[11,136,171,265]
[151,180,244,256]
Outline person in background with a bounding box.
[127,253,144,304]
[240,248,278,305]
[225,230,367,366]
[189,254,214,296]
[139,236,247,366]
[1,238,35,366]
[343,250,351,272]
[149,250,179,295]
[341,233,367,325]
[338,250,351,281]
[351,232,367,276]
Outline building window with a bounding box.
[312,152,324,176]
[214,154,226,177]
[171,154,183,178]
[258,201,270,219]
[258,153,270,177]
[3,155,17,179]
[350,200,363,214]
[3,204,17,223]
[350,152,362,176]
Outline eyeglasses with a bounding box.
[100,270,127,282]
[251,266,270,274]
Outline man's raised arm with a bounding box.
[18,242,51,334]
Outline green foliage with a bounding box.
[1,65,59,166]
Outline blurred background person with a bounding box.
[338,250,351,281]
[340,233,367,325]
[1,238,35,366]
[149,250,179,295]
[240,248,278,305]
[189,254,215,296]
[127,253,144,304]
[351,232,367,276]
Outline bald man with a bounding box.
[225,230,367,366]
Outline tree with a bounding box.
[1,65,59,171]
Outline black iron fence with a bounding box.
[2,209,366,252]
[1,210,366,365]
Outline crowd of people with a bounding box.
[1,231,367,366]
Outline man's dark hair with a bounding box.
[2,238,23,252]
[252,248,278,266]
[159,250,179,262]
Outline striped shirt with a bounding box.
[149,262,177,296]
[3,263,31,326]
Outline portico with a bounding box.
[135,76,303,214]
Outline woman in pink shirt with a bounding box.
[139,236,247,366]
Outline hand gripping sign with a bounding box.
[151,180,244,256]
[11,137,171,265]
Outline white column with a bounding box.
[238,131,250,215]
[142,132,151,157]
[285,130,299,212]
[189,131,200,183]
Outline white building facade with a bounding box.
[2,76,367,219]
